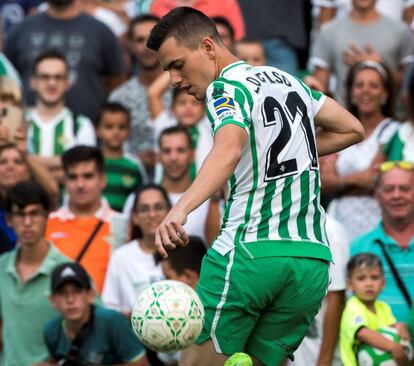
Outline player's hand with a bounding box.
[390,343,409,366]
[155,207,189,258]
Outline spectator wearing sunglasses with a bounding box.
[351,160,414,323]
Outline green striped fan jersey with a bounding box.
[26,107,96,157]
[383,121,414,162]
[103,154,148,212]
[206,61,331,261]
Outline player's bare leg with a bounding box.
[179,340,264,366]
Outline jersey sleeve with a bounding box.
[341,297,369,343]
[295,77,327,116]
[206,79,252,136]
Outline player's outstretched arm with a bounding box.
[155,124,247,258]
[314,96,365,156]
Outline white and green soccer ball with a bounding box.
[131,280,205,353]
[357,327,413,366]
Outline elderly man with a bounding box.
[351,161,414,322]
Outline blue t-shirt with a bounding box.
[43,306,145,364]
[350,222,414,322]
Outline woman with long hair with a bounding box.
[320,61,399,239]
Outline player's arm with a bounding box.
[316,290,345,366]
[155,124,247,258]
[356,328,408,365]
[314,96,365,157]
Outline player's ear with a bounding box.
[200,37,216,60]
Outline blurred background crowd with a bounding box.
[1,0,414,365]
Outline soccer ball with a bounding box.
[131,280,205,352]
[357,327,413,366]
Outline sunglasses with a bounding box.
[379,161,414,172]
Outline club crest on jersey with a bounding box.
[213,96,235,116]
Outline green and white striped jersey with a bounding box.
[206,61,331,261]
[384,121,414,162]
[26,107,97,157]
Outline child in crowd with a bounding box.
[147,72,213,181]
[43,262,147,365]
[235,39,266,67]
[96,102,147,212]
[154,236,207,366]
[155,235,207,289]
[340,253,411,366]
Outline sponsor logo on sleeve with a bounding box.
[213,97,236,116]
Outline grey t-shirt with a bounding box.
[4,12,124,120]
[310,15,414,103]
[109,77,172,154]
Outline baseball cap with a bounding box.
[51,262,91,293]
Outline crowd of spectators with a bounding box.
[0,0,414,365]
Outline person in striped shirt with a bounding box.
[26,50,96,183]
[96,102,148,212]
[148,7,365,366]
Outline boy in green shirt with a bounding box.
[96,102,148,212]
[340,253,410,366]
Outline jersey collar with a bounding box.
[219,61,246,78]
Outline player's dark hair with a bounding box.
[345,61,396,120]
[212,16,235,42]
[159,125,193,149]
[127,14,161,40]
[347,253,384,279]
[130,184,171,240]
[32,49,68,75]
[154,235,207,274]
[96,102,131,127]
[6,180,51,212]
[147,7,222,51]
[62,146,104,173]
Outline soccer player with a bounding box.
[148,7,365,366]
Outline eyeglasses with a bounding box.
[10,208,46,220]
[379,161,414,173]
[35,73,67,82]
[135,204,169,214]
